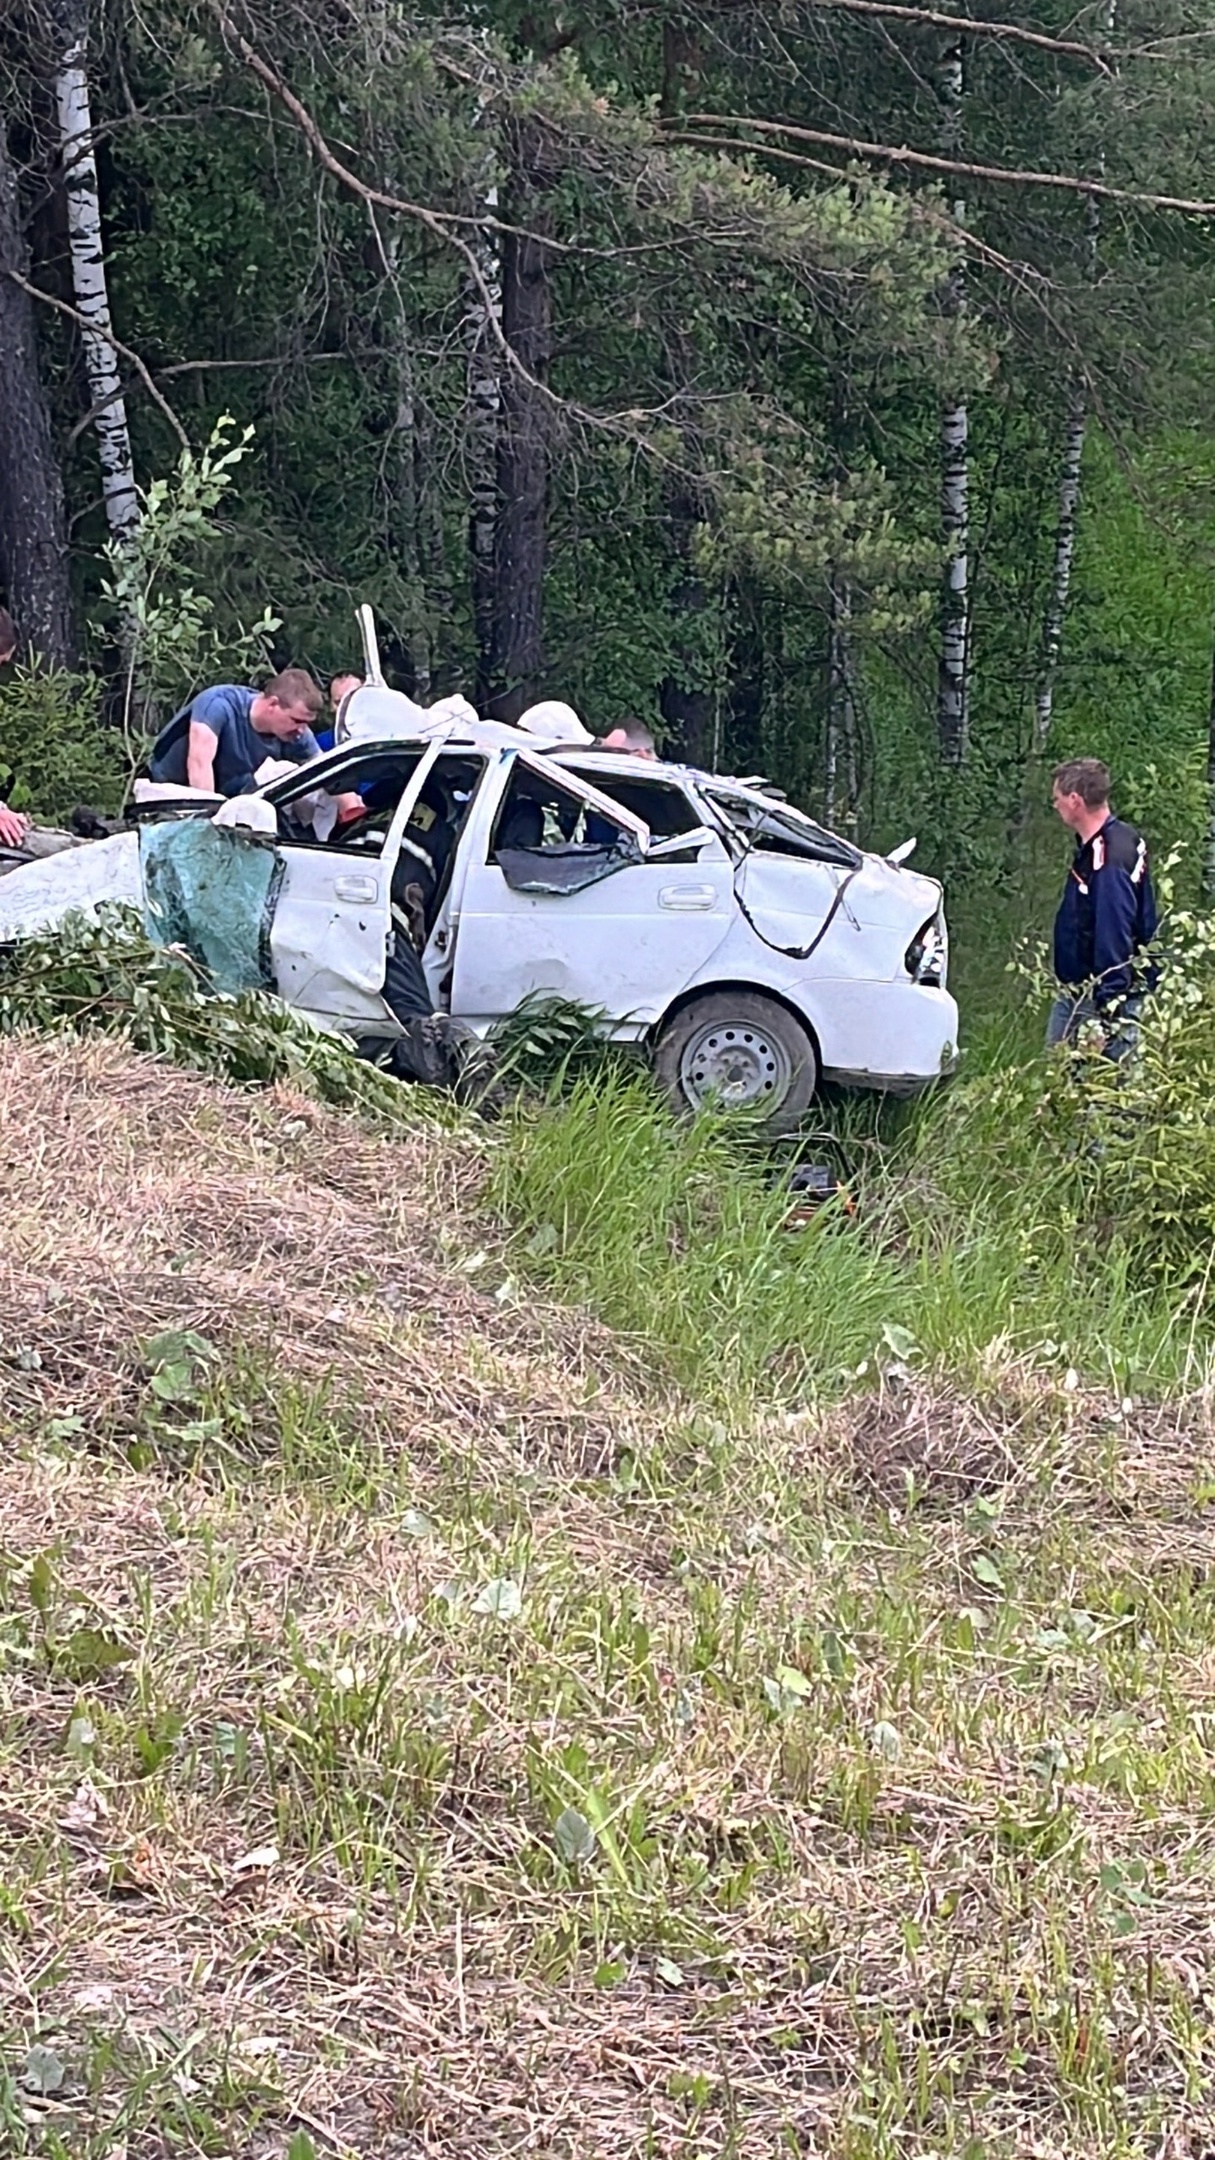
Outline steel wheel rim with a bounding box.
[678,1015,794,1109]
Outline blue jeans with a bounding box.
[1046,990,1144,1064]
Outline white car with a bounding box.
[0,680,957,1123]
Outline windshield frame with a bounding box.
[696,780,862,870]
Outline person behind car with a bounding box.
[314,673,364,753]
[1048,756,1158,1061]
[598,718,657,759]
[148,669,327,796]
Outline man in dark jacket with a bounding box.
[1048,757,1158,1060]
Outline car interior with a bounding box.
[489,765,631,858]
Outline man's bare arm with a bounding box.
[186,722,220,791]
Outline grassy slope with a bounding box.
[3,1038,1215,2159]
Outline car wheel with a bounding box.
[654,991,818,1126]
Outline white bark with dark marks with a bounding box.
[464,103,501,706]
[54,4,138,545]
[936,30,969,767]
[1034,382,1087,747]
[1035,0,1116,748]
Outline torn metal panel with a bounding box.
[0,831,142,937]
[141,821,282,993]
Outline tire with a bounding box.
[653,990,818,1128]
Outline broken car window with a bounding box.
[562,770,702,840]
[269,750,427,849]
[704,786,860,869]
[490,765,643,895]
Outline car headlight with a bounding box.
[905,913,947,987]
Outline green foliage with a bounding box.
[482,992,625,1097]
[0,907,426,1121]
[0,663,126,820]
[98,415,281,751]
[958,905,1215,1288]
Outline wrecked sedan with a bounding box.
[0,684,958,1123]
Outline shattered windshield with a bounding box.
[702,785,861,869]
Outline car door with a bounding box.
[448,750,736,1030]
[265,741,443,1023]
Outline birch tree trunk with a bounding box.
[1034,380,1087,747]
[0,104,77,665]
[465,103,502,709]
[488,121,552,719]
[825,576,857,826]
[1034,0,1116,748]
[53,0,138,546]
[936,30,970,766]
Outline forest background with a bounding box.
[3,0,1215,1042]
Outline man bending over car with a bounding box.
[150,669,326,796]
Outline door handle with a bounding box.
[333,874,378,904]
[659,884,717,910]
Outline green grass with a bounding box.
[487,1051,1210,1416]
[5,985,1215,2157]
[4,1027,1213,2158]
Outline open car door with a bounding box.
[448,748,735,1032]
[265,740,445,1024]
[141,741,447,1028]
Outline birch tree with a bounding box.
[936,25,969,767]
[53,0,138,546]
[465,127,502,708]
[1034,0,1118,749]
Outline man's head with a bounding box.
[0,607,15,666]
[252,668,323,742]
[330,673,362,711]
[599,718,657,760]
[1052,757,1112,837]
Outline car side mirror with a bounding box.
[887,836,917,866]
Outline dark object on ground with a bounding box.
[784,1161,855,1226]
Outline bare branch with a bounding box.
[801,0,1112,71]
[1,267,189,448]
[672,112,1215,217]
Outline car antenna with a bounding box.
[356,602,386,688]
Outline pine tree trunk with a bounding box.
[54,0,138,545]
[1034,381,1086,747]
[488,123,551,720]
[465,142,501,707]
[0,106,77,665]
[936,30,969,766]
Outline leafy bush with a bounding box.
[0,907,427,1122]
[914,902,1215,1290]
[0,664,126,821]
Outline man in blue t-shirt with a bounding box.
[148,669,326,797]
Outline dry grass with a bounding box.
[4,1037,1215,2158]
